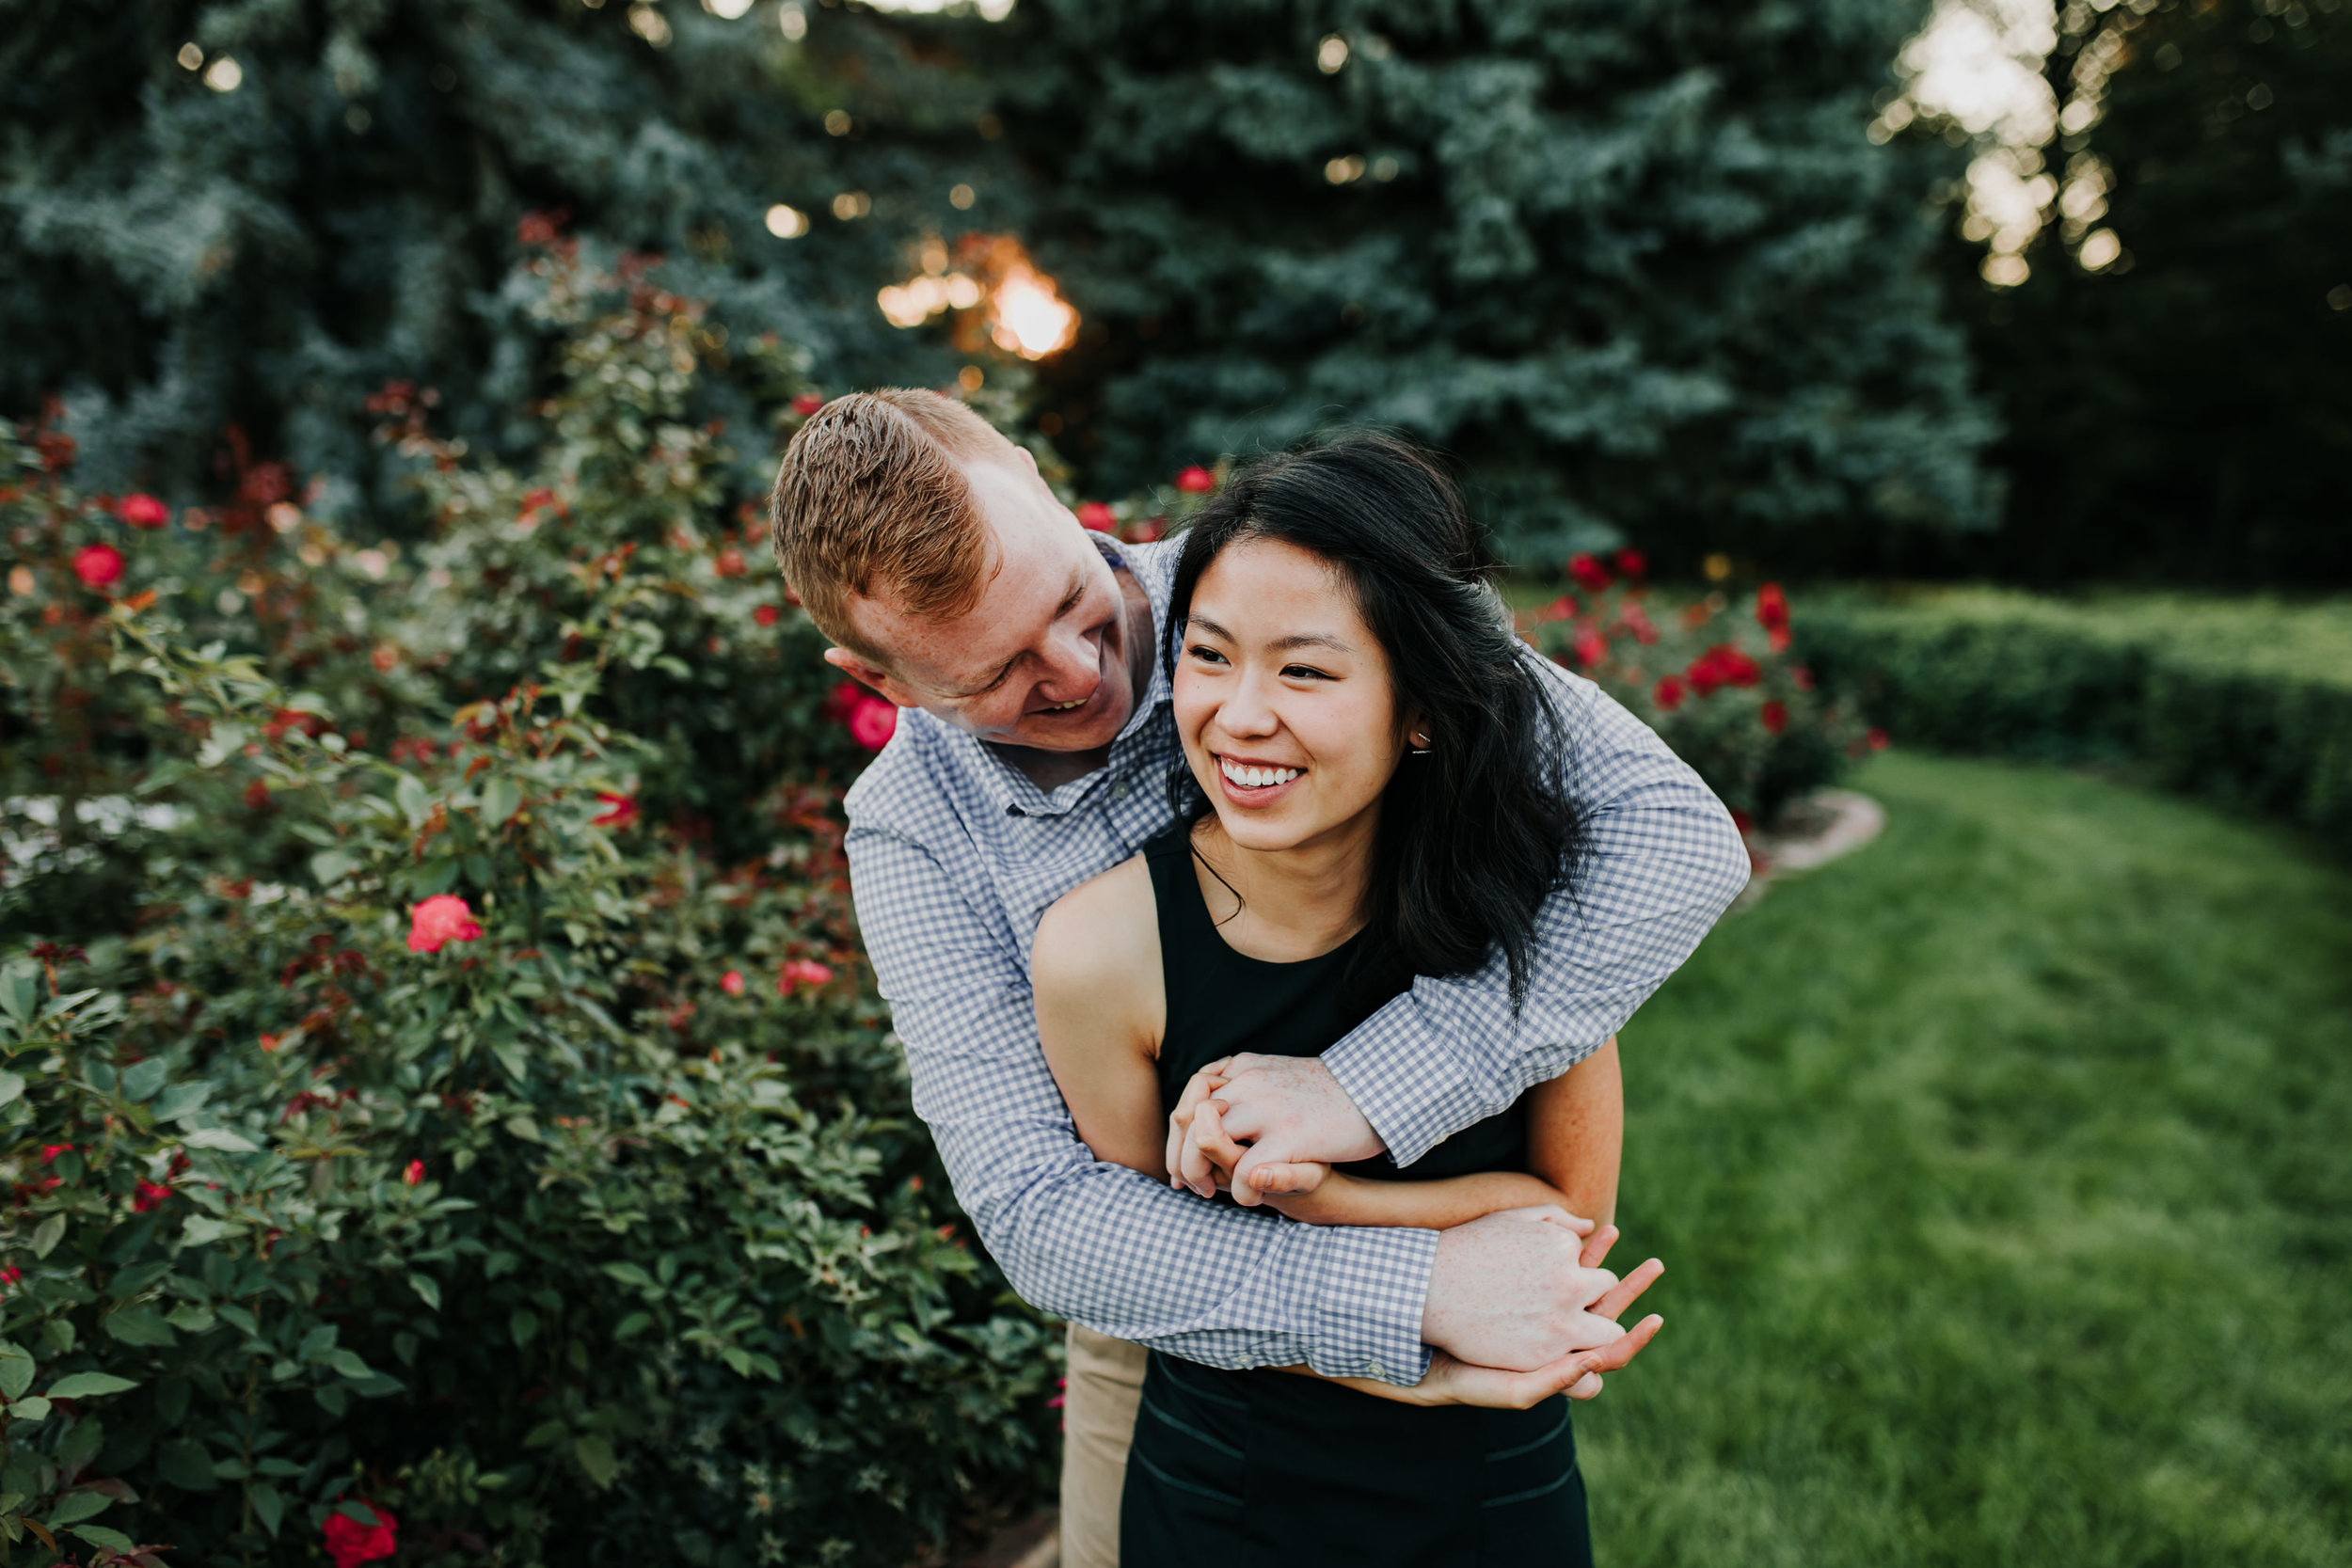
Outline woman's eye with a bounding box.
[1281,665,1331,682]
[1186,644,1228,665]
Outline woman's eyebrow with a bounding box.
[1269,632,1354,654]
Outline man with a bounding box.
[770,390,1749,1565]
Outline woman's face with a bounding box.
[1174,537,1410,856]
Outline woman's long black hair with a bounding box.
[1165,432,1583,1010]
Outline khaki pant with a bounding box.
[1059,1324,1149,1568]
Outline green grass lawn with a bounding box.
[1588,752,2352,1567]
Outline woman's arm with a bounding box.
[1526,1037,1621,1229]
[1249,1037,1622,1230]
[1031,858,1169,1176]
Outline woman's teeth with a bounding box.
[1219,758,1302,789]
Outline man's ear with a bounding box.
[822,646,922,710]
[1014,444,1039,475]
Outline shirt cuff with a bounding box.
[1300,1221,1439,1385]
[1321,1013,1493,1169]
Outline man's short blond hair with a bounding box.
[769,388,1008,665]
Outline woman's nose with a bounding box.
[1217,670,1281,736]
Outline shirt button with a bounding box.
[1113,783,1131,801]
[1366,1360,1385,1381]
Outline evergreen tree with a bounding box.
[981,0,1998,567]
[1,0,1023,516]
[1932,0,2352,584]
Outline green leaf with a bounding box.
[42,1491,108,1528]
[613,1312,654,1341]
[103,1307,177,1348]
[68,1524,135,1554]
[510,1309,538,1348]
[310,847,361,886]
[327,1348,375,1381]
[298,1324,339,1364]
[0,1071,24,1107]
[157,1438,216,1491]
[0,965,38,1025]
[395,772,433,828]
[481,775,521,826]
[44,1372,137,1400]
[492,1037,530,1085]
[248,1480,284,1537]
[523,1419,567,1449]
[8,1396,52,1423]
[407,1272,441,1311]
[118,1056,168,1102]
[152,1081,211,1123]
[181,1215,233,1246]
[183,1127,260,1153]
[573,1434,618,1489]
[411,856,460,897]
[0,1341,33,1402]
[164,1303,215,1335]
[31,1214,65,1259]
[503,1114,541,1143]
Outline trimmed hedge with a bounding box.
[1798,589,2352,847]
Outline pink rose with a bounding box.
[406,895,484,955]
[848,699,898,752]
[721,969,746,995]
[777,959,835,997]
[322,1501,398,1568]
[72,543,124,589]
[119,493,170,529]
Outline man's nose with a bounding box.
[1032,619,1104,696]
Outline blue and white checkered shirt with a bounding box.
[844,538,1749,1384]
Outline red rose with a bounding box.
[848,698,898,752]
[1760,700,1788,735]
[1566,553,1613,594]
[754,603,780,626]
[591,792,640,830]
[1571,626,1609,670]
[243,778,272,812]
[777,958,835,997]
[1686,644,1763,695]
[406,895,484,955]
[133,1180,175,1212]
[1617,601,1659,644]
[72,543,124,590]
[40,1144,72,1164]
[1653,675,1687,712]
[792,393,825,418]
[1867,727,1890,751]
[403,1160,424,1186]
[1173,466,1216,494]
[721,969,746,996]
[714,547,746,578]
[1613,547,1647,581]
[1075,501,1117,532]
[1755,582,1789,632]
[322,1501,399,1568]
[119,493,170,529]
[1791,665,1815,691]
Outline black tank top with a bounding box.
[1143,824,1526,1182]
[1120,824,1588,1568]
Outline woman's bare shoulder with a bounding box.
[1032,855,1159,1003]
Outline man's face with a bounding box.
[830,451,1144,752]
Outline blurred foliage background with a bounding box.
[4,0,2349,1564]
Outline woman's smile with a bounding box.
[1214,752,1308,804]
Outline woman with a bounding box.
[1032,434,1662,1566]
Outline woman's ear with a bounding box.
[1403,707,1432,753]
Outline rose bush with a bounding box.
[1524,555,1870,827]
[0,232,1056,1566]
